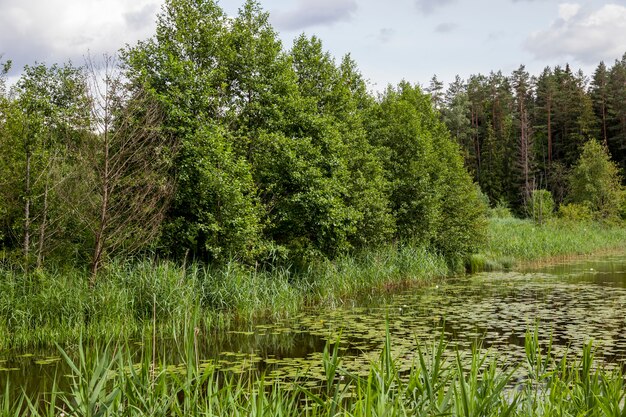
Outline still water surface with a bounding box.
[2,253,626,396]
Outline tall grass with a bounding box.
[2,320,624,417]
[468,217,626,272]
[0,244,448,350]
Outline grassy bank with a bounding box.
[0,245,448,350]
[1,218,625,350]
[467,217,626,272]
[2,324,624,416]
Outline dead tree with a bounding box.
[80,56,175,284]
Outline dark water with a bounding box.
[2,253,626,397]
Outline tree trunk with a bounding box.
[91,125,110,286]
[24,148,31,272]
[547,94,552,163]
[36,176,50,269]
[601,99,608,148]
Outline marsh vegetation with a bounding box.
[2,253,626,414]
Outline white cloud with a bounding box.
[525,3,626,64]
[558,3,580,21]
[271,0,357,31]
[0,0,159,72]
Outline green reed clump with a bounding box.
[0,242,452,349]
[477,217,626,270]
[308,244,448,306]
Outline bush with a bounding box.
[528,189,554,224]
[489,200,513,219]
[558,203,594,222]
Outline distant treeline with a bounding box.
[429,56,626,212]
[0,0,486,276]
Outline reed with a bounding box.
[476,217,626,271]
[2,321,624,417]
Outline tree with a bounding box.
[78,57,175,281]
[124,0,393,264]
[7,63,91,270]
[0,57,13,250]
[535,67,557,166]
[511,65,535,208]
[0,56,9,97]
[442,76,473,169]
[607,55,626,176]
[162,123,262,263]
[366,82,486,257]
[568,139,624,219]
[550,65,595,167]
[289,36,394,249]
[426,75,444,111]
[123,0,266,263]
[591,62,610,148]
[480,71,514,205]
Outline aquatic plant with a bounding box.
[2,323,625,416]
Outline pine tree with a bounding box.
[511,65,535,208]
[425,75,444,111]
[607,54,626,176]
[591,62,610,148]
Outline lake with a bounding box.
[2,252,626,397]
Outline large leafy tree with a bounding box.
[366,82,486,257]
[289,36,394,249]
[124,0,264,263]
[124,0,393,264]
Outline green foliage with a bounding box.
[367,82,487,257]
[122,3,402,264]
[0,63,91,268]
[489,200,513,219]
[163,124,262,263]
[568,139,624,219]
[527,189,554,224]
[251,131,357,263]
[558,203,594,222]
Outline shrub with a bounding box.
[527,189,554,224]
[489,200,513,219]
[568,140,624,219]
[558,203,594,222]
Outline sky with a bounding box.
[2,0,626,91]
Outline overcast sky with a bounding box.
[2,0,626,90]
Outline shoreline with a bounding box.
[1,218,625,350]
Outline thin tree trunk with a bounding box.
[601,100,608,148]
[24,148,31,272]
[547,94,552,163]
[520,100,531,205]
[91,122,110,285]
[36,175,50,269]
